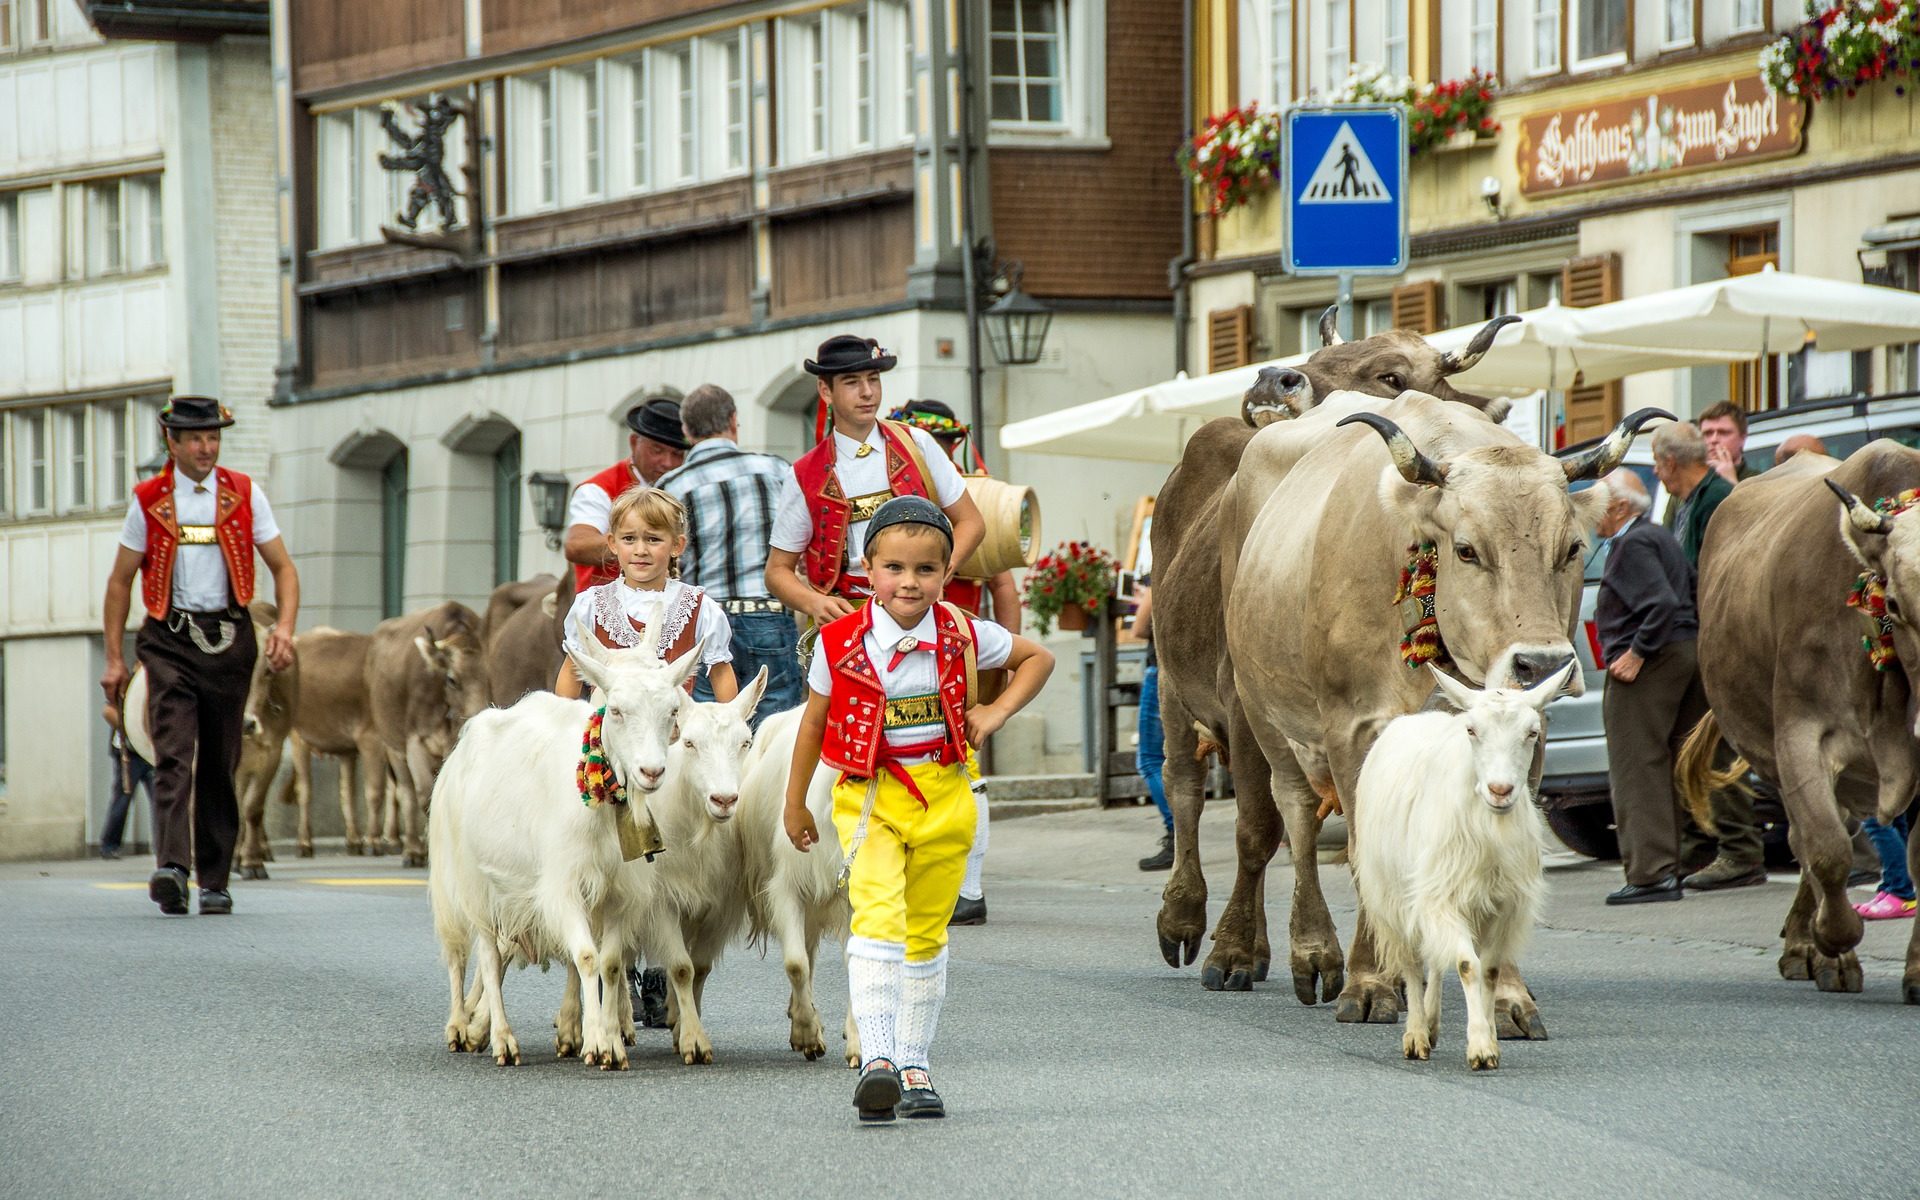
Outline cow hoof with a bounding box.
[1495,997,1549,1042]
[1333,979,1402,1025]
[1158,929,1201,970]
[1290,947,1344,1007]
[1252,959,1271,983]
[403,852,427,869]
[1778,946,1815,981]
[346,842,365,856]
[1904,976,1920,1006]
[263,845,276,863]
[298,844,314,858]
[1812,952,1864,994]
[240,865,268,881]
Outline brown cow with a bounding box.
[366,601,492,867]
[1152,312,1522,996]
[484,573,566,707]
[234,604,301,878]
[269,627,393,855]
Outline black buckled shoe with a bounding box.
[896,1066,945,1119]
[853,1058,902,1123]
[198,888,233,915]
[149,867,189,915]
[1605,876,1683,906]
[948,895,987,926]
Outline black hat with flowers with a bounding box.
[159,396,235,430]
[886,399,969,444]
[805,334,897,379]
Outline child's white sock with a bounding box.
[959,781,989,901]
[896,950,949,1071]
[846,936,905,1066]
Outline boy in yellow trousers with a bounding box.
[784,496,1052,1122]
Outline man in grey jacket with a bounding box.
[1595,470,1705,906]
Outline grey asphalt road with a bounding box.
[3,803,1916,1200]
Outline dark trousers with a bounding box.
[136,613,256,891]
[694,609,803,730]
[101,742,155,855]
[1603,638,1708,886]
[1680,765,1765,870]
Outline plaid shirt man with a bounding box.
[656,438,789,601]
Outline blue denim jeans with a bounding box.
[1137,663,1170,833]
[1861,811,1915,901]
[695,609,804,730]
[101,744,154,855]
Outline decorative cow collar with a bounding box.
[1395,541,1453,670]
[577,707,626,807]
[1847,487,1920,672]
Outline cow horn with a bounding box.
[1561,407,1674,483]
[1318,305,1345,347]
[1826,479,1895,535]
[1438,314,1521,375]
[1337,412,1449,487]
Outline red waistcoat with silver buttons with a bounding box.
[133,462,256,620]
[818,603,973,777]
[789,421,933,598]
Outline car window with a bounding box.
[1583,537,1611,584]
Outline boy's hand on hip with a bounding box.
[784,804,820,853]
[965,704,1007,746]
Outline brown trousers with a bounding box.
[1603,638,1708,887]
[137,613,256,892]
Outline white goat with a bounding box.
[736,705,861,1067]
[1350,661,1573,1071]
[426,636,698,1069]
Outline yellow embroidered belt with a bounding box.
[177,524,218,545]
[848,489,892,523]
[883,694,942,729]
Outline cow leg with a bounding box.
[1777,732,1863,993]
[473,935,520,1066]
[1493,963,1550,1041]
[554,965,583,1058]
[1155,691,1210,969]
[1265,746,1344,1006]
[1202,735,1282,992]
[1777,870,1819,981]
[291,744,312,856]
[400,739,435,868]
[236,762,271,880]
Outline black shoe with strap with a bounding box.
[854,1058,902,1123]
[1139,832,1174,872]
[149,866,189,915]
[897,1066,945,1119]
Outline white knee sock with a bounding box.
[845,936,905,1067]
[959,781,989,901]
[896,950,949,1072]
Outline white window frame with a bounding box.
[1529,0,1561,75]
[990,0,1068,127]
[897,0,917,143]
[28,0,50,45]
[1321,0,1350,93]
[563,62,607,202]
[1382,1,1408,77]
[17,407,49,515]
[622,52,652,194]
[805,16,827,157]
[1469,0,1498,73]
[58,403,89,514]
[1661,0,1694,50]
[96,400,129,507]
[1568,0,1628,73]
[852,4,874,149]
[723,29,749,171]
[986,0,1107,145]
[0,191,18,282]
[670,43,697,183]
[0,1,16,53]
[1731,0,1766,34]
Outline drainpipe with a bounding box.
[1167,0,1196,376]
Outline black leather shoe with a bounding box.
[897,1066,945,1119]
[1848,866,1882,889]
[100,847,121,861]
[854,1059,901,1123]
[948,895,986,926]
[1139,832,1174,872]
[149,867,189,915]
[1606,876,1683,905]
[198,889,233,915]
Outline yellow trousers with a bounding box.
[833,759,978,963]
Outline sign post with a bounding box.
[1283,105,1409,336]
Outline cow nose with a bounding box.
[1508,651,1573,689]
[1275,367,1308,394]
[242,715,261,736]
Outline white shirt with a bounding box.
[565,462,642,535]
[118,471,281,612]
[561,578,732,668]
[808,604,1012,754]
[771,425,967,586]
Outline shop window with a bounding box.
[381,451,408,619]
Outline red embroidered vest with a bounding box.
[789,421,933,598]
[572,461,644,591]
[584,582,707,695]
[133,462,256,620]
[818,603,973,777]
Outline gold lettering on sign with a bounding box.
[1518,76,1804,197]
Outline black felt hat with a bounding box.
[158,395,235,431]
[888,399,968,443]
[804,334,897,379]
[624,396,689,450]
[864,495,953,557]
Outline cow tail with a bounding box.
[1673,711,1749,837]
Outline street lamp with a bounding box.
[528,471,572,550]
[983,281,1055,367]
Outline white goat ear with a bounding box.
[571,652,612,698]
[1522,658,1577,710]
[1428,664,1479,712]
[665,638,704,688]
[568,614,609,666]
[734,665,770,721]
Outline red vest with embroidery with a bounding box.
[572,461,643,591]
[134,462,256,620]
[789,421,933,598]
[583,582,707,695]
[819,603,973,777]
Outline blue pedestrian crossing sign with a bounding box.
[1283,105,1408,276]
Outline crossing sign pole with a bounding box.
[1283,105,1409,338]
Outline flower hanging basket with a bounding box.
[1023,541,1118,636]
[1056,602,1092,632]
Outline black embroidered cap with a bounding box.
[863,494,952,558]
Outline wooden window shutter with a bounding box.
[1390,280,1443,334]
[1207,305,1253,373]
[1560,254,1622,444]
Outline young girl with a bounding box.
[783,495,1053,1122]
[556,487,737,700]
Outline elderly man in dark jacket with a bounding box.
[1596,469,1706,905]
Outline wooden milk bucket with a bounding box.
[955,475,1040,580]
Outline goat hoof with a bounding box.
[1813,952,1864,994]
[1468,1050,1500,1072]
[239,865,268,881]
[1778,945,1815,981]
[298,844,314,858]
[1334,979,1401,1025]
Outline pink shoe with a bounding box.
[1854,891,1918,921]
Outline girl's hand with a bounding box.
[965,703,1007,746]
[784,804,820,853]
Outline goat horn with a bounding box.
[1561,407,1674,483]
[1826,479,1895,535]
[1438,314,1521,375]
[1337,412,1449,488]
[1318,305,1345,347]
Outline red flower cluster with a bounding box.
[1176,102,1284,217]
[1406,69,1501,154]
[1762,1,1920,101]
[1023,540,1119,635]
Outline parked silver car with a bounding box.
[1538,392,1920,858]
